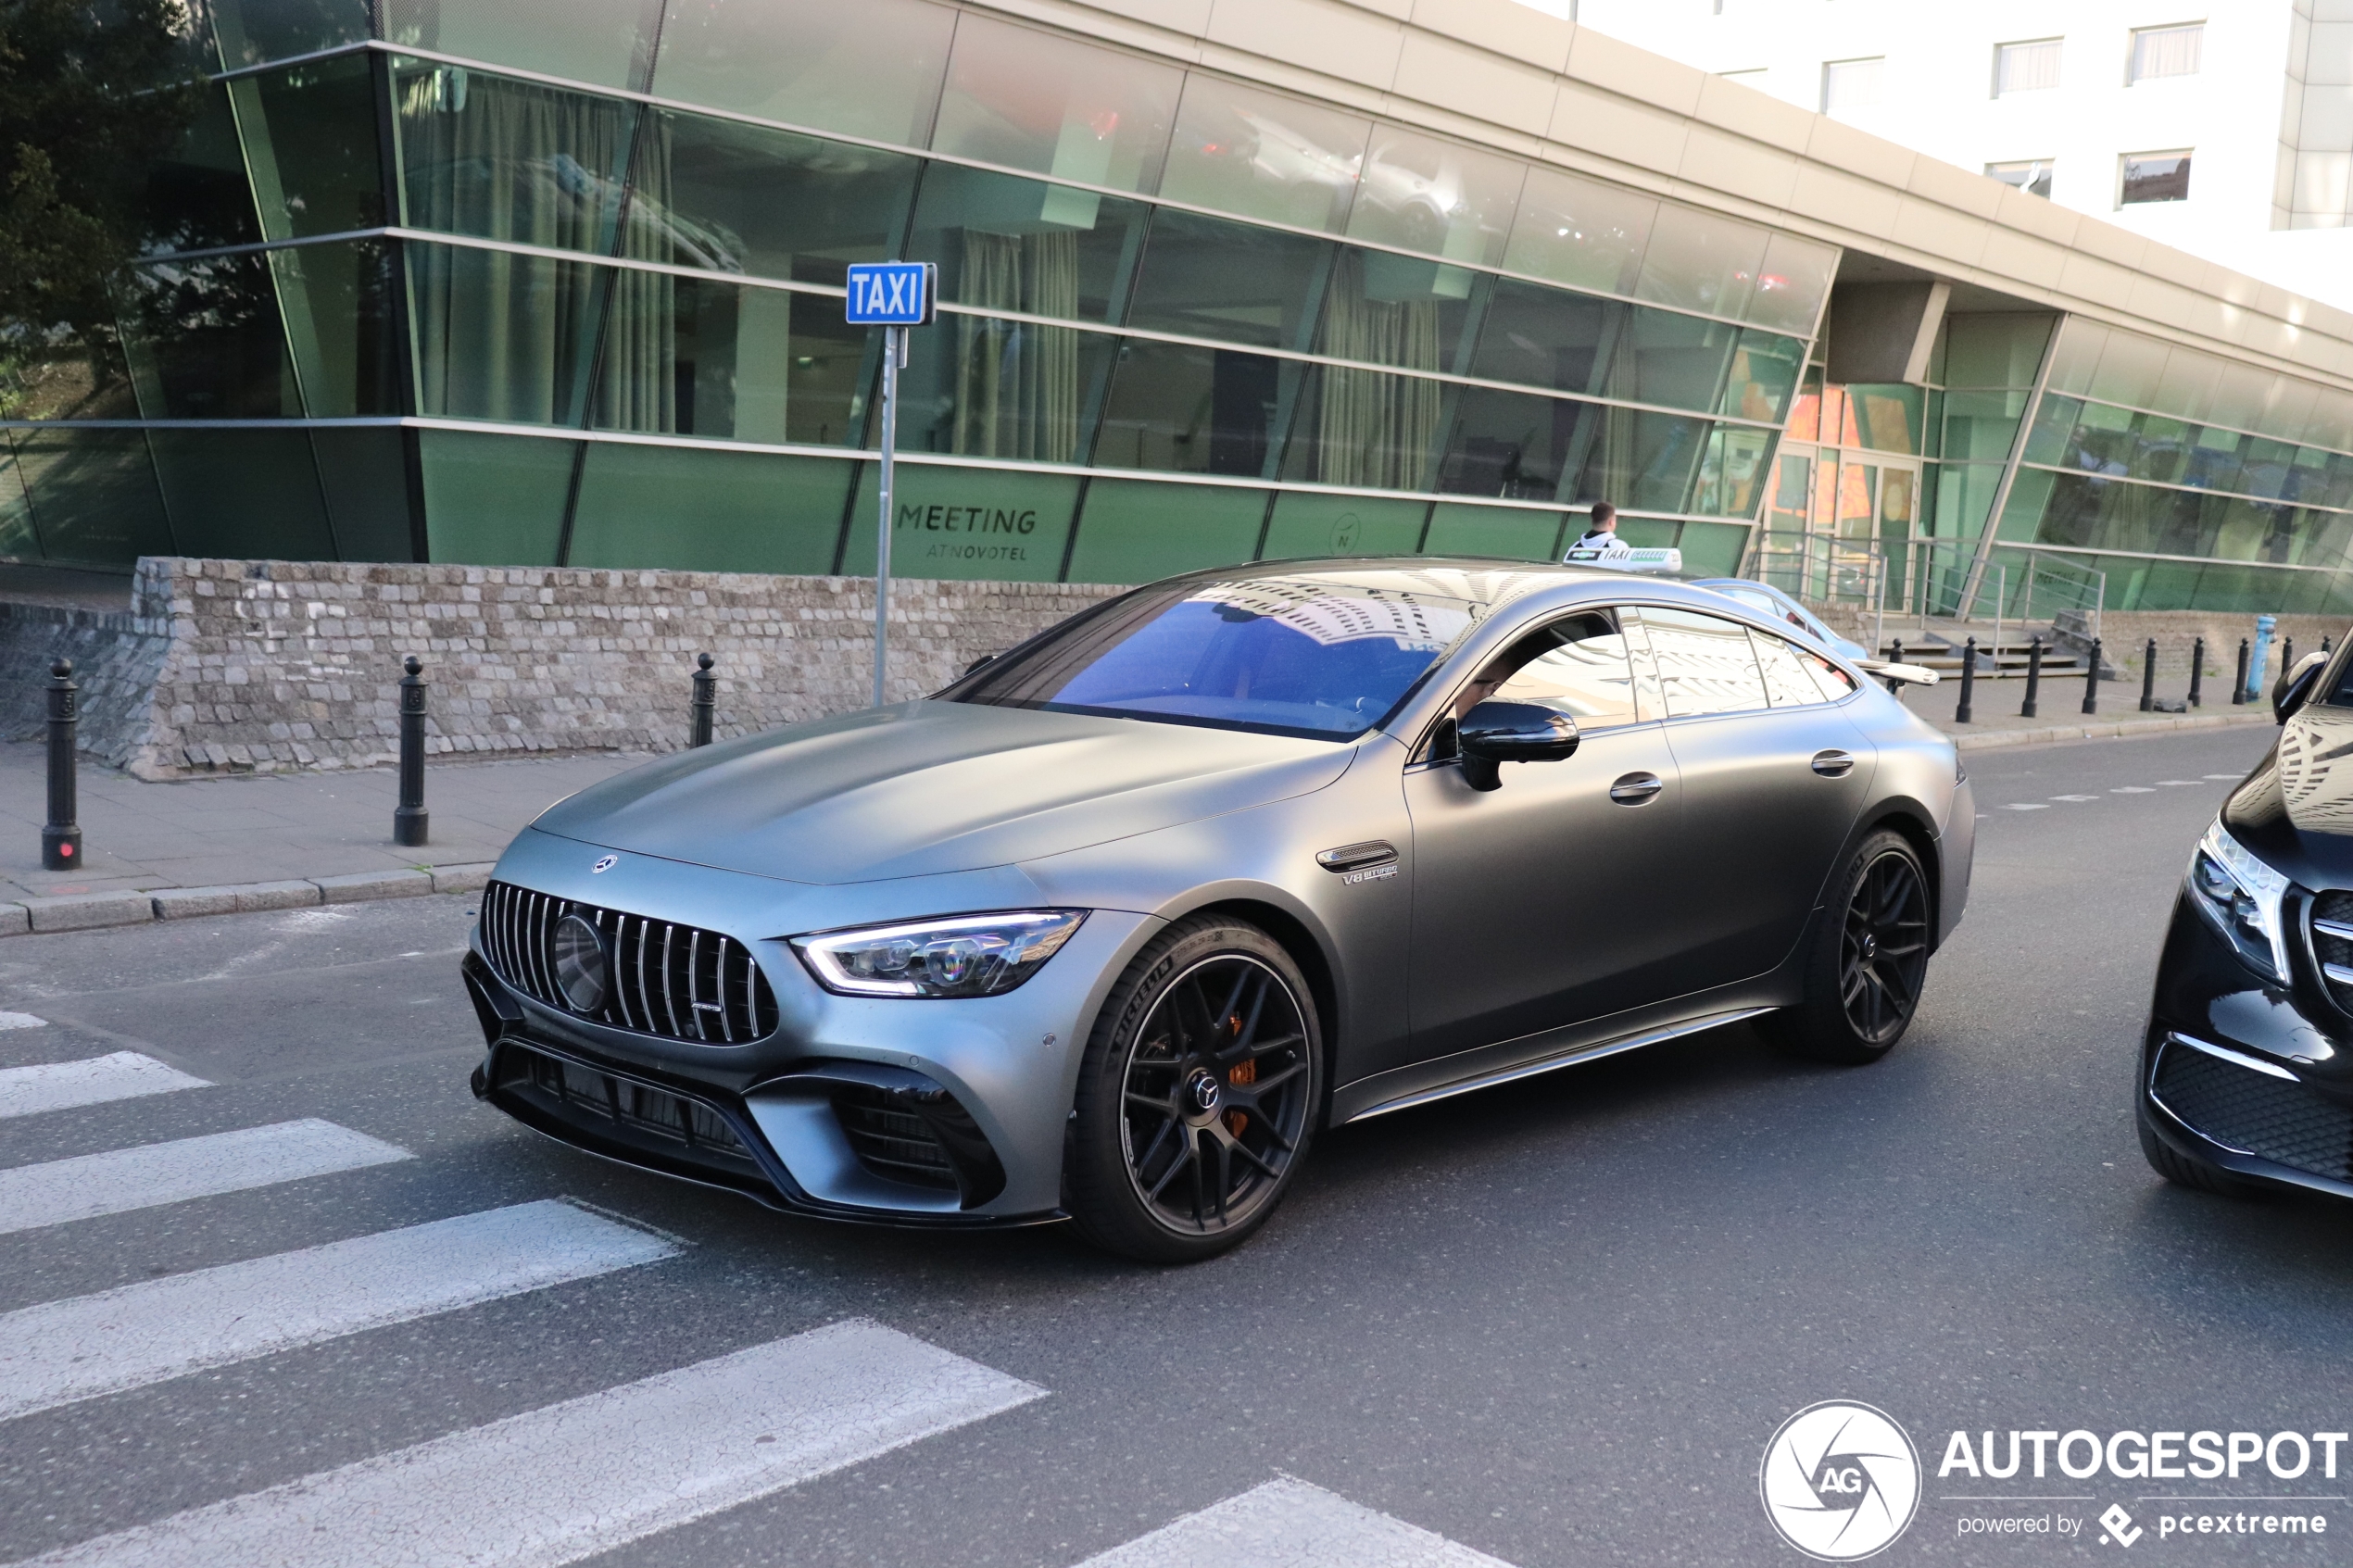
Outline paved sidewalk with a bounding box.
[1889,669,2276,749]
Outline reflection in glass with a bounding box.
[0,436,37,560]
[0,326,141,420]
[409,244,609,425]
[231,54,384,241]
[1437,386,1577,502]
[1125,209,1332,351]
[1317,248,1483,371]
[1348,126,1520,272]
[1282,363,1441,491]
[891,312,1114,464]
[1839,383,1922,454]
[1159,76,1367,232]
[932,15,1178,194]
[1095,339,1297,477]
[1605,308,1738,413]
[310,429,417,560]
[208,0,371,69]
[1747,232,1837,333]
[1575,406,1710,511]
[149,430,339,560]
[120,252,299,419]
[909,163,1148,322]
[7,429,175,568]
[624,110,919,288]
[395,60,640,257]
[271,240,404,417]
[1467,279,1615,396]
[594,274,871,445]
[1940,312,2053,389]
[2034,470,2325,569]
[1503,166,1654,296]
[1718,330,1803,423]
[648,0,955,147]
[137,86,262,257]
[384,0,666,94]
[1692,427,1773,518]
[1635,204,1768,319]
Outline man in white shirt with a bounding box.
[1566,501,1630,560]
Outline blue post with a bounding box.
[2247,614,2277,703]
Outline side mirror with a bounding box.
[2274,649,2329,723]
[1458,699,1579,792]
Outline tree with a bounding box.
[0,0,204,410]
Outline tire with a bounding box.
[1760,829,1933,1066]
[1065,916,1322,1263]
[2136,1096,2262,1199]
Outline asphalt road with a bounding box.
[1,724,2346,1567]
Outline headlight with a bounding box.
[791,910,1087,998]
[2188,819,2293,983]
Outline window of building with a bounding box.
[2120,151,2193,205]
[1820,57,1884,115]
[1986,159,2055,199]
[1994,39,2061,96]
[2129,23,2202,84]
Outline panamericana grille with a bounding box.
[479,881,779,1043]
[2153,1040,2353,1183]
[2309,890,2353,1014]
[832,1086,960,1192]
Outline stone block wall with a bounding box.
[0,559,1126,778]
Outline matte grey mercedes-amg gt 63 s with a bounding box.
[466,560,1973,1261]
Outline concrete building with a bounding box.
[3,0,2352,620]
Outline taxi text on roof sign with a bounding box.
[845,261,937,327]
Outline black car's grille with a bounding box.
[2309,890,2353,1014]
[833,1086,960,1192]
[495,1042,763,1185]
[480,881,779,1043]
[2153,1040,2353,1183]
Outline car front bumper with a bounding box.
[2141,890,2353,1200]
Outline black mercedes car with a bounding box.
[2140,642,2353,1199]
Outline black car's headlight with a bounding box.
[791,910,1088,998]
[2187,819,2293,983]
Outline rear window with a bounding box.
[946,576,1484,738]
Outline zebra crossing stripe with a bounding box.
[0,1199,674,1422]
[1075,1476,1517,1568]
[19,1319,1044,1568]
[0,1053,209,1121]
[0,1121,412,1237]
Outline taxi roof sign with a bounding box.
[1564,546,1682,574]
[845,261,936,326]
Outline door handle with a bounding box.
[1609,771,1663,805]
[1811,749,1856,778]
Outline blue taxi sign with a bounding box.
[844,261,936,326]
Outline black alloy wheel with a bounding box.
[1763,829,1932,1065]
[1066,917,1321,1262]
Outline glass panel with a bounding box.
[909,162,1148,322]
[1437,386,1581,502]
[272,239,405,417]
[0,434,38,560]
[1942,313,2053,388]
[148,429,339,559]
[627,110,920,289]
[1421,500,1560,560]
[1985,158,2054,198]
[568,445,851,571]
[2130,25,2203,82]
[1503,166,1654,296]
[891,310,1115,464]
[841,462,1081,583]
[1490,615,1641,727]
[1747,232,1835,333]
[1637,605,1767,716]
[384,0,666,94]
[0,325,140,420]
[1573,407,1712,511]
[1348,125,1520,270]
[1258,492,1426,560]
[393,60,638,255]
[1606,307,1739,413]
[120,252,299,419]
[1635,205,1768,319]
[594,273,874,445]
[418,428,575,564]
[1833,460,1877,539]
[310,428,416,561]
[2147,345,2223,423]
[1279,363,1441,491]
[2043,319,2105,396]
[208,0,371,69]
[138,86,262,257]
[1996,40,2063,95]
[931,15,1178,194]
[1466,279,1617,396]
[1692,427,1773,518]
[1932,461,2005,542]
[1718,330,1804,423]
[1942,388,2029,461]
[2085,326,2169,408]
[1764,449,1812,533]
[1841,384,1923,454]
[1063,477,1264,584]
[1784,365,1822,443]
[1670,519,1748,576]
[648,0,954,147]
[2208,361,2277,434]
[1160,76,1367,233]
[1751,628,1826,707]
[1094,340,1299,477]
[409,243,609,425]
[9,429,175,567]
[1125,208,1332,351]
[232,55,385,243]
[1316,248,1484,371]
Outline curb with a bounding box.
[0,862,495,938]
[1945,710,2274,752]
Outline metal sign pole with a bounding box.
[874,324,901,709]
[843,259,931,710]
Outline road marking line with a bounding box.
[2206,773,2242,780]
[2156,779,2201,786]
[0,1053,209,1122]
[19,1319,1043,1568]
[0,1121,411,1237]
[0,1199,674,1421]
[2112,786,2155,794]
[2004,803,2050,811]
[1075,1477,1516,1568]
[2051,794,2101,802]
[0,1012,46,1031]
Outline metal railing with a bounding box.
[1750,531,1889,651]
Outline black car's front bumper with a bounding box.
[2141,892,2353,1199]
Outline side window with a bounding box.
[1635,606,1768,718]
[1751,628,1827,708]
[1428,610,1640,759]
[1802,646,1858,702]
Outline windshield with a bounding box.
[947,574,1485,738]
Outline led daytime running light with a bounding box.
[792,910,1087,998]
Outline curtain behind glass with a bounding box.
[952,230,1082,462]
[1315,261,1440,490]
[601,112,678,433]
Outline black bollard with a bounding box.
[394,656,429,847]
[2284,636,2296,680]
[42,659,82,872]
[2022,637,2043,718]
[690,652,716,748]
[2326,635,2334,655]
[1885,638,1906,695]
[2082,636,2102,714]
[2189,637,2204,709]
[2139,638,2157,712]
[1955,637,1976,723]
[2233,638,2249,705]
